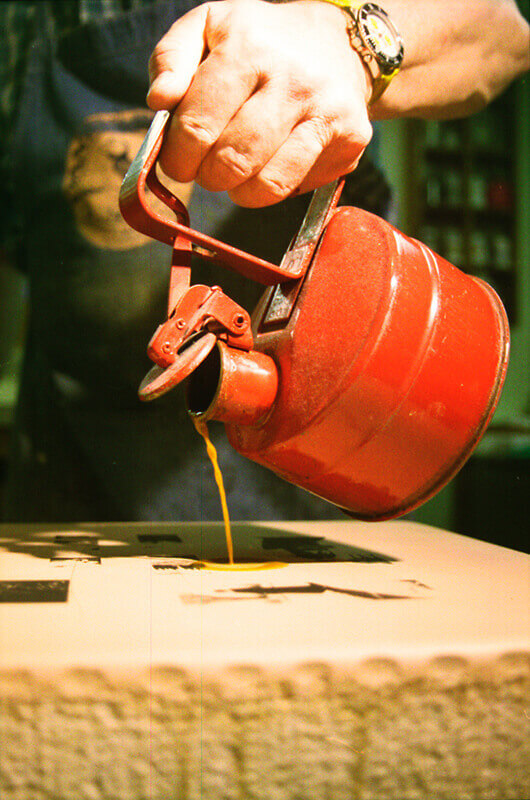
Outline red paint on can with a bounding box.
[188,208,509,519]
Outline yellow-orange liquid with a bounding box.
[193,417,234,564]
[192,417,285,571]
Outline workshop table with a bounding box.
[0,519,528,799]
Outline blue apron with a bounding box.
[4,1,345,522]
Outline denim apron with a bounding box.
[4,1,345,522]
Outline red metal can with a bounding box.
[188,207,509,520]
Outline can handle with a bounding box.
[119,110,344,285]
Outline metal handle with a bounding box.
[119,110,344,285]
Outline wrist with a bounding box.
[311,0,404,105]
[289,0,374,105]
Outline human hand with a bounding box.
[147,0,372,207]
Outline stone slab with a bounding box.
[0,520,528,799]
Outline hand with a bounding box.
[147,0,372,207]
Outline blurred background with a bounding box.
[1,36,528,552]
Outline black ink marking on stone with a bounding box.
[401,579,433,590]
[138,534,183,544]
[51,535,101,563]
[261,535,397,563]
[231,582,412,600]
[54,535,98,544]
[0,580,69,603]
[179,581,413,604]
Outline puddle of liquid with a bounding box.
[192,418,286,572]
[197,560,287,572]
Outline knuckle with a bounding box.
[308,114,335,149]
[215,146,254,182]
[335,114,373,158]
[358,118,373,149]
[284,70,318,107]
[254,170,293,204]
[317,92,373,150]
[177,117,218,150]
[345,102,373,145]
[200,144,257,193]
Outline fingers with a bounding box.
[147,2,211,110]
[156,48,262,184]
[294,121,372,198]
[229,116,371,208]
[228,118,330,207]
[196,81,304,192]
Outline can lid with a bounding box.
[138,331,217,401]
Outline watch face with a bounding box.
[358,3,404,73]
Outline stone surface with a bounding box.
[0,519,528,799]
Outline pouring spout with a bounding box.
[187,342,278,428]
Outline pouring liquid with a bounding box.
[192,418,285,571]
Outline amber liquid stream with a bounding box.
[192,418,285,571]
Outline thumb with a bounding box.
[147,2,211,110]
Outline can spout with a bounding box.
[187,341,278,427]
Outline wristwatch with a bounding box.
[318,1,404,104]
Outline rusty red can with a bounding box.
[187,207,509,520]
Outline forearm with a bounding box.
[371,0,530,119]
